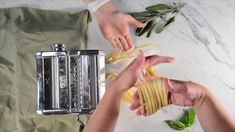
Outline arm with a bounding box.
[193,87,235,132]
[131,79,235,132]
[83,52,174,132]
[82,0,145,50]
[166,80,235,132]
[83,85,122,132]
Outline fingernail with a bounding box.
[169,57,175,62]
[136,50,142,61]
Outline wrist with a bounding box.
[106,84,123,101]
[93,1,117,22]
[107,81,126,96]
[192,86,210,111]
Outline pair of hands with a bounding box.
[94,2,207,114]
[111,51,207,115]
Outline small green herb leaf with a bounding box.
[135,28,142,36]
[187,108,196,126]
[146,23,156,38]
[130,11,153,17]
[155,16,175,33]
[130,3,186,37]
[164,120,186,130]
[164,108,195,131]
[179,108,196,127]
[164,16,175,27]
[136,20,155,36]
[179,111,188,125]
[146,4,174,12]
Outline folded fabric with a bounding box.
[0,7,91,132]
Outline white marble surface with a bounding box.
[0,0,234,132]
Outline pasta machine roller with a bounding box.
[35,44,106,116]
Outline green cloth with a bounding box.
[0,7,91,132]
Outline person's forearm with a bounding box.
[83,86,122,132]
[193,89,235,132]
[82,0,116,14]
[82,0,116,20]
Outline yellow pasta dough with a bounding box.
[137,78,168,116]
[106,44,168,116]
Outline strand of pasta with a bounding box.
[137,78,168,116]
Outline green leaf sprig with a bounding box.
[129,3,186,38]
[164,108,195,131]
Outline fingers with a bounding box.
[130,99,140,110]
[109,36,131,51]
[165,79,197,107]
[133,90,140,100]
[110,39,117,48]
[114,51,145,91]
[128,15,145,28]
[144,55,174,68]
[124,34,133,49]
[136,108,147,116]
[125,51,145,73]
[121,53,173,80]
[130,91,140,110]
[136,108,142,115]
[119,36,129,50]
[114,38,123,50]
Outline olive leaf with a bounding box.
[164,120,185,130]
[136,20,155,36]
[155,16,175,33]
[129,3,185,38]
[146,4,174,12]
[164,108,196,131]
[146,23,156,38]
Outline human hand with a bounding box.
[109,51,174,95]
[130,78,208,115]
[165,80,208,107]
[93,2,145,51]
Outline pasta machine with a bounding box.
[35,44,106,131]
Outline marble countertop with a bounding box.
[1,0,234,132]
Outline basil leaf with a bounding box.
[164,108,195,131]
[164,120,186,130]
[179,110,189,126]
[136,20,155,36]
[146,4,174,12]
[179,108,195,127]
[187,108,195,126]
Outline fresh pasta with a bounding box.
[106,44,168,116]
[136,78,168,116]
